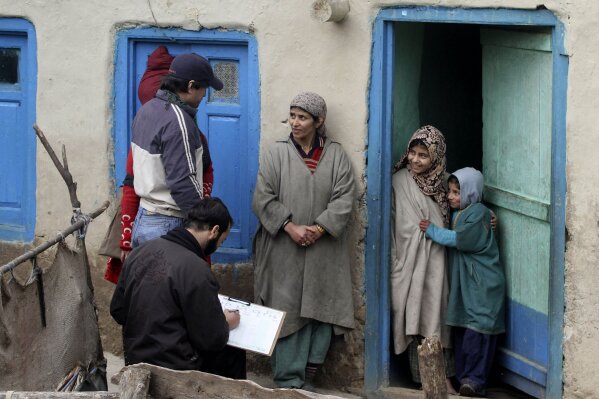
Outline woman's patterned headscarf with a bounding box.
[394,125,449,224]
[290,92,327,136]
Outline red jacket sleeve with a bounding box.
[120,149,139,250]
[203,163,214,197]
[104,258,122,284]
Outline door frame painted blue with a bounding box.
[365,7,567,397]
[112,27,260,262]
[0,18,37,242]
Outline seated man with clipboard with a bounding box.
[110,198,246,379]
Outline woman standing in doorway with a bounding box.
[252,92,356,390]
[390,125,456,392]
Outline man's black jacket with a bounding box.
[110,227,229,370]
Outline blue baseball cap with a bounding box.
[168,53,223,90]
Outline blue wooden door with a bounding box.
[0,31,35,242]
[481,29,552,398]
[131,41,253,262]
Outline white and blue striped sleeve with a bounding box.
[161,104,204,213]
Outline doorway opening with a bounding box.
[390,21,551,398]
[391,22,484,172]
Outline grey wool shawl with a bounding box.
[252,136,356,338]
[391,168,451,354]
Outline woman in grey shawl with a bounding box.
[252,92,356,390]
[391,126,456,392]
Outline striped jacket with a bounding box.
[131,90,203,218]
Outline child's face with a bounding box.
[407,144,432,175]
[448,181,461,210]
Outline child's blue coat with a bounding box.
[447,202,506,334]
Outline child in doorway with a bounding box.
[390,126,456,393]
[419,167,506,397]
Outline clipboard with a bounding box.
[218,295,286,356]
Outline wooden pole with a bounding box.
[417,336,448,399]
[1,124,112,275]
[33,124,81,209]
[114,363,345,399]
[0,201,109,274]
[0,393,119,398]
[119,368,151,399]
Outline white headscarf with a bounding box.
[452,167,484,209]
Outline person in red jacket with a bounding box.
[104,46,215,283]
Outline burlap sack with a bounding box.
[98,188,122,258]
[0,241,107,390]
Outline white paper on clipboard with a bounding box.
[218,295,286,356]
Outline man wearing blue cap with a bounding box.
[130,53,224,246]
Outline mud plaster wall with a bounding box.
[0,0,596,396]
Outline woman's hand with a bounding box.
[419,219,431,232]
[284,222,315,247]
[306,225,325,243]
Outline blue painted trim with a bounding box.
[548,19,568,399]
[364,18,394,392]
[213,248,251,264]
[366,7,567,396]
[246,31,261,250]
[0,18,37,242]
[112,27,260,263]
[501,368,546,399]
[377,6,560,26]
[497,349,546,386]
[504,299,550,366]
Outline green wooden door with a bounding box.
[481,29,552,398]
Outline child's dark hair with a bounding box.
[448,174,460,188]
[409,138,427,149]
[184,197,233,234]
[160,74,204,93]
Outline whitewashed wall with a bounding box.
[0,0,597,396]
